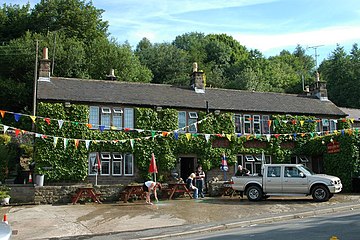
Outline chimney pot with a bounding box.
[43,47,48,60]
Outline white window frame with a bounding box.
[112,153,123,176]
[262,115,270,134]
[322,118,329,132]
[101,107,111,129]
[188,111,198,133]
[244,114,251,134]
[178,111,186,132]
[89,106,99,129]
[100,152,111,175]
[88,152,97,175]
[123,153,134,176]
[253,115,261,134]
[112,108,123,129]
[234,114,242,133]
[124,108,134,129]
[245,155,254,162]
[330,119,337,132]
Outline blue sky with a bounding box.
[7,0,360,61]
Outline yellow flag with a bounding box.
[30,116,37,123]
[186,133,191,141]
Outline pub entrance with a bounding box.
[180,157,195,181]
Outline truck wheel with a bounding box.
[312,185,330,202]
[247,185,263,201]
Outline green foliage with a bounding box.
[35,103,360,191]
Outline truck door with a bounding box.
[264,166,282,193]
[282,166,308,193]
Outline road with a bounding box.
[173,210,360,240]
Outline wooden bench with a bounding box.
[120,184,146,203]
[71,187,102,204]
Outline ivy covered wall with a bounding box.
[35,102,359,191]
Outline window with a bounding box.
[330,120,337,132]
[124,153,134,175]
[88,152,133,176]
[101,153,111,175]
[244,114,251,134]
[262,115,270,134]
[188,112,198,133]
[88,152,97,175]
[253,115,261,134]
[245,155,254,161]
[285,166,302,178]
[267,166,280,177]
[101,107,111,129]
[88,106,134,130]
[322,119,329,132]
[234,114,242,133]
[113,108,123,129]
[89,106,99,129]
[112,153,122,175]
[124,108,134,129]
[178,111,186,132]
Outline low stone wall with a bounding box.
[7,181,227,204]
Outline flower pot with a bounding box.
[1,197,10,205]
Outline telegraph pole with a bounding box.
[33,40,39,122]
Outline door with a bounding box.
[180,157,195,181]
[264,166,282,193]
[282,166,308,193]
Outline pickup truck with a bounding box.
[230,164,342,202]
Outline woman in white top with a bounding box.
[143,181,161,204]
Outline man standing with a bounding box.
[195,165,205,198]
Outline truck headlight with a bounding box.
[329,180,335,186]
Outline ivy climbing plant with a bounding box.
[35,102,359,191]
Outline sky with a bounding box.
[6,0,360,62]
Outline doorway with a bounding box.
[180,157,195,181]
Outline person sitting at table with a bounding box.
[143,180,161,205]
[235,165,250,176]
[186,173,198,199]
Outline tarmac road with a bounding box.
[2,193,360,240]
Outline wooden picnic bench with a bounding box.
[120,184,146,203]
[163,183,192,200]
[71,187,102,204]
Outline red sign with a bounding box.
[327,141,340,154]
[212,138,230,148]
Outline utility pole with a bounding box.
[33,40,39,119]
[307,45,324,70]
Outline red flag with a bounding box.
[96,152,101,172]
[149,153,158,173]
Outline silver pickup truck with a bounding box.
[230,164,342,202]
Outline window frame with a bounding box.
[244,114,251,134]
[253,115,261,134]
[234,114,242,133]
[123,153,134,176]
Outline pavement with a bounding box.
[2,193,360,240]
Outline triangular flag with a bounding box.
[53,137,58,147]
[35,133,41,138]
[58,120,64,129]
[74,139,79,149]
[186,133,191,141]
[0,110,5,118]
[130,139,134,149]
[267,120,272,127]
[226,134,232,141]
[14,113,21,122]
[99,125,105,132]
[204,134,210,142]
[44,118,51,125]
[15,129,20,136]
[3,125,9,134]
[64,138,68,149]
[86,123,92,129]
[174,131,179,140]
[266,134,271,142]
[151,131,156,138]
[300,120,304,126]
[85,140,91,150]
[162,131,168,137]
[30,116,37,123]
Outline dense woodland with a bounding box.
[1,0,359,114]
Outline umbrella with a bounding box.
[95,152,101,186]
[149,153,158,182]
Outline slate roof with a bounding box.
[339,107,360,120]
[37,77,346,117]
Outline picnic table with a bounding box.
[71,187,102,204]
[164,183,192,199]
[120,184,146,203]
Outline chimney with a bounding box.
[38,47,51,82]
[309,71,328,101]
[106,69,117,80]
[190,62,205,94]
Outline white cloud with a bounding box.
[235,25,360,53]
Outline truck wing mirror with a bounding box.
[299,172,305,178]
